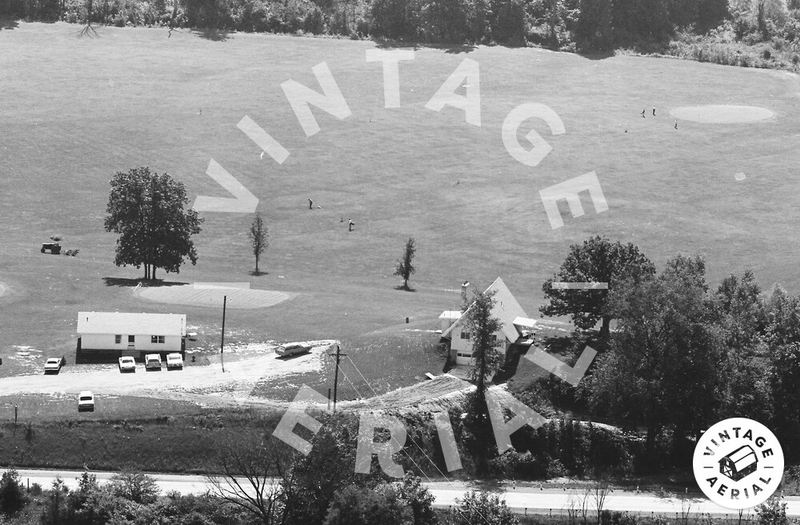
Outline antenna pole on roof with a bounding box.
[220,295,227,373]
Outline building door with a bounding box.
[127,335,135,351]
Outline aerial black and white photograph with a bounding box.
[1,0,799,523]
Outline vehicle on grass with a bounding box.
[43,356,65,374]
[166,353,183,369]
[41,242,61,254]
[78,391,94,412]
[144,353,162,371]
[118,356,136,373]
[275,342,313,357]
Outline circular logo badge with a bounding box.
[693,418,784,509]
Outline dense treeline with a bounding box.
[3,0,800,69]
[528,237,800,473]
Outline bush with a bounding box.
[109,471,160,505]
[0,469,26,515]
[443,490,518,525]
[757,497,789,525]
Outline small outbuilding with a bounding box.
[76,312,186,358]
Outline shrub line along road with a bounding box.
[8,468,798,517]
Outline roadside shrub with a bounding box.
[0,468,26,515]
[109,471,160,505]
[757,497,789,525]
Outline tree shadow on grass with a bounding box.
[444,44,476,54]
[102,277,188,287]
[371,38,475,54]
[394,284,416,292]
[0,18,19,30]
[249,270,268,276]
[576,49,616,60]
[373,38,419,50]
[193,27,229,41]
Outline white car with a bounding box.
[275,342,312,357]
[166,353,183,370]
[144,354,162,371]
[43,357,64,374]
[118,356,136,373]
[78,391,94,412]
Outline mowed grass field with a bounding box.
[1,22,800,389]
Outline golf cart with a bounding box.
[41,242,61,254]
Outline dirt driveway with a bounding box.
[0,341,337,407]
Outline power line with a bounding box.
[343,355,494,525]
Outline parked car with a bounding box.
[43,356,65,374]
[275,342,313,357]
[118,356,136,373]
[166,353,183,370]
[144,354,162,371]
[78,391,94,412]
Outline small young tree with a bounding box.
[40,478,69,525]
[248,212,269,274]
[0,468,26,515]
[394,237,416,290]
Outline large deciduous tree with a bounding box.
[711,271,773,425]
[589,255,723,459]
[105,167,203,281]
[541,236,655,338]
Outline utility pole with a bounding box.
[220,295,227,373]
[329,344,346,412]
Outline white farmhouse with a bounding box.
[439,277,538,366]
[77,312,187,358]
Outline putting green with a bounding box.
[136,284,291,309]
[670,105,774,123]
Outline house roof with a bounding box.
[441,277,528,342]
[77,312,186,336]
[439,311,462,320]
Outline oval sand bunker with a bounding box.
[670,105,774,124]
[138,284,291,309]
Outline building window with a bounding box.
[490,334,498,346]
[128,335,135,344]
[460,331,471,340]
[115,335,121,344]
[151,335,165,344]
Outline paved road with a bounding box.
[9,468,800,516]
